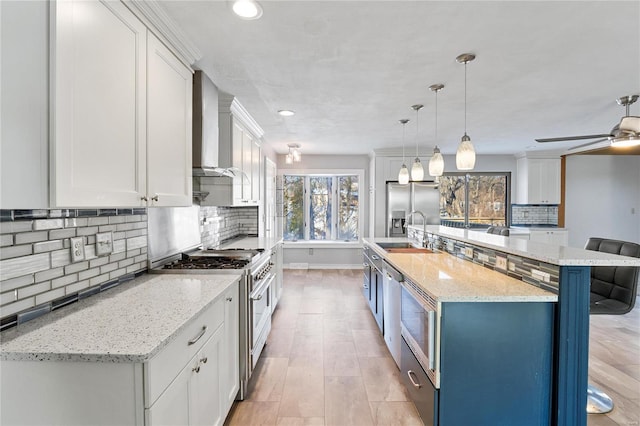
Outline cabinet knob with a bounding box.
[192,365,201,373]
[200,356,208,364]
[226,297,233,302]
[141,196,148,202]
[151,194,159,202]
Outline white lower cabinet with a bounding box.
[0,281,239,426]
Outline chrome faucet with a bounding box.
[406,210,427,246]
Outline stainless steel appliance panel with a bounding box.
[412,182,440,224]
[386,183,410,237]
[383,261,403,368]
[147,206,201,265]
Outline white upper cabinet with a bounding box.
[516,158,561,205]
[2,0,194,209]
[146,32,193,207]
[216,94,264,206]
[52,0,148,207]
[0,1,50,209]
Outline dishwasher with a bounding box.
[382,260,403,368]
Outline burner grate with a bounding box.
[163,256,250,270]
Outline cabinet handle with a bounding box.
[226,297,233,302]
[188,326,207,346]
[192,364,201,373]
[407,370,422,389]
[141,196,148,202]
[200,356,208,364]
[371,254,380,260]
[151,194,159,202]
[363,262,369,267]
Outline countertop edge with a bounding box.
[0,273,242,363]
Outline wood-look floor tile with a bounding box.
[295,313,324,335]
[325,376,374,426]
[299,298,324,314]
[586,379,640,426]
[247,357,289,402]
[262,327,295,358]
[278,363,325,418]
[586,414,621,426]
[352,330,391,358]
[359,357,409,402]
[589,357,640,400]
[290,333,324,358]
[369,401,423,426]
[225,401,280,426]
[276,417,325,426]
[349,310,379,330]
[272,308,299,330]
[324,340,360,377]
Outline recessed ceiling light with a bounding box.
[278,110,295,117]
[232,0,263,20]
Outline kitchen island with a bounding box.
[1,273,242,426]
[365,226,640,426]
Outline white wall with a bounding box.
[565,155,640,247]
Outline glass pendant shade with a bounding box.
[398,164,410,184]
[456,134,476,170]
[428,147,444,177]
[411,158,424,181]
[285,153,293,164]
[292,148,301,162]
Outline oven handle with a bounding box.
[428,310,435,371]
[250,273,275,301]
[407,370,422,389]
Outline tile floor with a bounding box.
[225,269,640,426]
[225,269,422,426]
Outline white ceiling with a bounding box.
[161,1,640,157]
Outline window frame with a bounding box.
[281,169,364,242]
[440,172,511,228]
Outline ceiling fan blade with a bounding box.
[535,134,612,143]
[567,138,609,150]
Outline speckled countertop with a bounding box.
[219,235,282,251]
[0,273,242,363]
[365,239,557,303]
[413,225,640,266]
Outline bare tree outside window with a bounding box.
[283,175,304,240]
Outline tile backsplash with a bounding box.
[511,205,558,226]
[0,209,148,329]
[200,206,258,248]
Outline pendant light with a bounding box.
[285,146,293,164]
[411,104,424,181]
[428,84,445,178]
[398,119,410,184]
[456,53,476,170]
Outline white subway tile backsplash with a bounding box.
[0,253,50,281]
[1,209,148,325]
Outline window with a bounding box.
[439,173,509,228]
[283,173,360,241]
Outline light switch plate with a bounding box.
[96,232,113,256]
[478,253,489,263]
[70,237,85,262]
[464,247,474,258]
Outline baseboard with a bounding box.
[284,263,363,270]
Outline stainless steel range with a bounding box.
[147,207,274,400]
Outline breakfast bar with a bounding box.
[364,225,640,426]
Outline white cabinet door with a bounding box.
[190,325,225,426]
[232,121,245,205]
[251,140,262,203]
[52,0,147,207]
[516,158,561,205]
[146,363,190,426]
[146,33,193,207]
[242,130,253,203]
[221,282,240,415]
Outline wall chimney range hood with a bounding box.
[192,70,236,178]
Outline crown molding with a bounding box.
[124,0,202,66]
[219,92,265,140]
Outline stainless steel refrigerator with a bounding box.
[386,182,440,237]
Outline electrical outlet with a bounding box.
[447,241,454,252]
[308,248,314,255]
[96,232,113,256]
[464,247,474,258]
[496,256,507,270]
[508,261,516,272]
[70,237,85,262]
[478,253,489,263]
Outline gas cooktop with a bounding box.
[162,255,251,270]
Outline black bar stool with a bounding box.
[584,237,640,413]
[486,226,510,236]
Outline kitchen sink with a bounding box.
[375,242,434,254]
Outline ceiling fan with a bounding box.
[536,95,640,150]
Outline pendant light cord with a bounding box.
[435,90,438,143]
[402,122,406,163]
[415,108,419,157]
[464,61,467,134]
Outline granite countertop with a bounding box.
[364,238,557,303]
[410,225,640,267]
[219,235,283,251]
[0,273,242,363]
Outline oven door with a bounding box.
[249,272,274,348]
[400,284,437,385]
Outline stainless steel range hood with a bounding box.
[192,70,235,178]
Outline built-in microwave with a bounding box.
[400,281,439,388]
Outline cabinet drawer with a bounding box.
[145,297,224,407]
[401,338,438,425]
